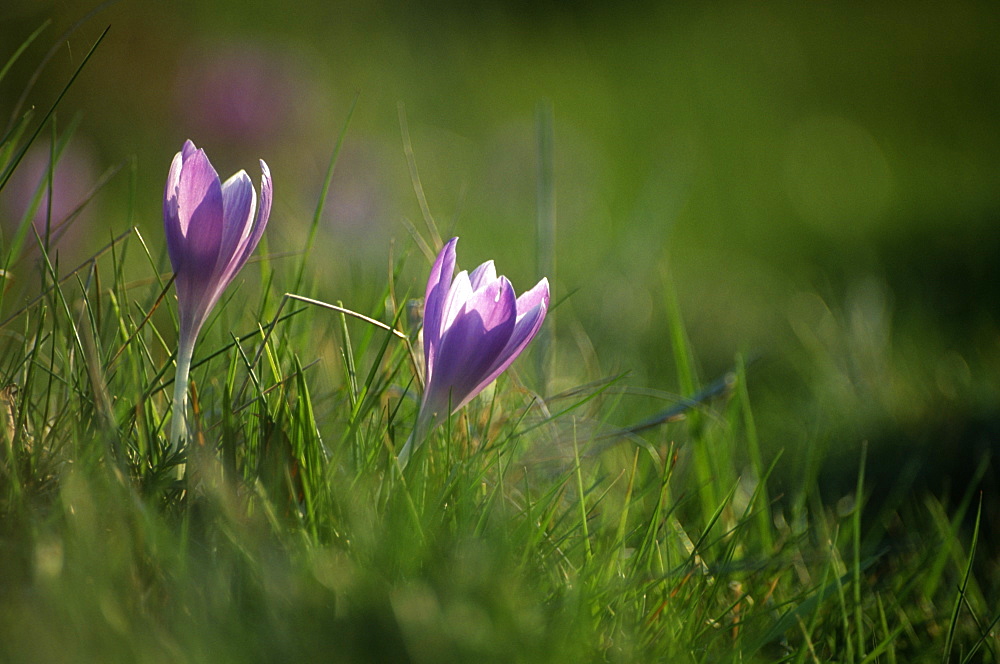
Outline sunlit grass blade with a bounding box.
[397,101,442,253]
[0,25,110,192]
[0,20,50,89]
[1,116,78,272]
[292,93,358,293]
[852,442,867,661]
[3,1,116,134]
[942,494,981,664]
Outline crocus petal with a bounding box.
[175,147,224,276]
[217,169,256,272]
[163,151,186,268]
[180,139,198,160]
[243,159,272,264]
[468,260,497,290]
[199,168,269,330]
[515,277,549,316]
[165,140,271,348]
[467,277,550,400]
[228,159,272,277]
[422,237,458,377]
[462,275,518,338]
[423,276,517,414]
[163,142,204,269]
[426,269,473,385]
[440,270,473,333]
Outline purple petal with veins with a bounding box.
[423,276,516,414]
[413,238,550,444]
[164,139,271,346]
[422,237,458,380]
[469,278,550,399]
[468,260,497,290]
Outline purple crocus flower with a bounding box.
[164,140,272,451]
[398,237,549,465]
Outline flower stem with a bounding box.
[398,406,433,469]
[397,430,416,469]
[170,339,195,454]
[398,404,442,469]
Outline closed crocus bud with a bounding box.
[398,237,549,466]
[164,140,272,452]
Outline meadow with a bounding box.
[2,2,999,662]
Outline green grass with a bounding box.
[3,17,1000,664]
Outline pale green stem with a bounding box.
[398,388,459,469]
[396,414,424,470]
[396,430,416,470]
[397,404,437,469]
[169,338,195,454]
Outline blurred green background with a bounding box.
[3,0,999,502]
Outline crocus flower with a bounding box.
[164,140,272,452]
[398,237,549,465]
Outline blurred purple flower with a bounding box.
[164,139,272,451]
[174,45,307,145]
[0,138,97,255]
[399,237,549,464]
